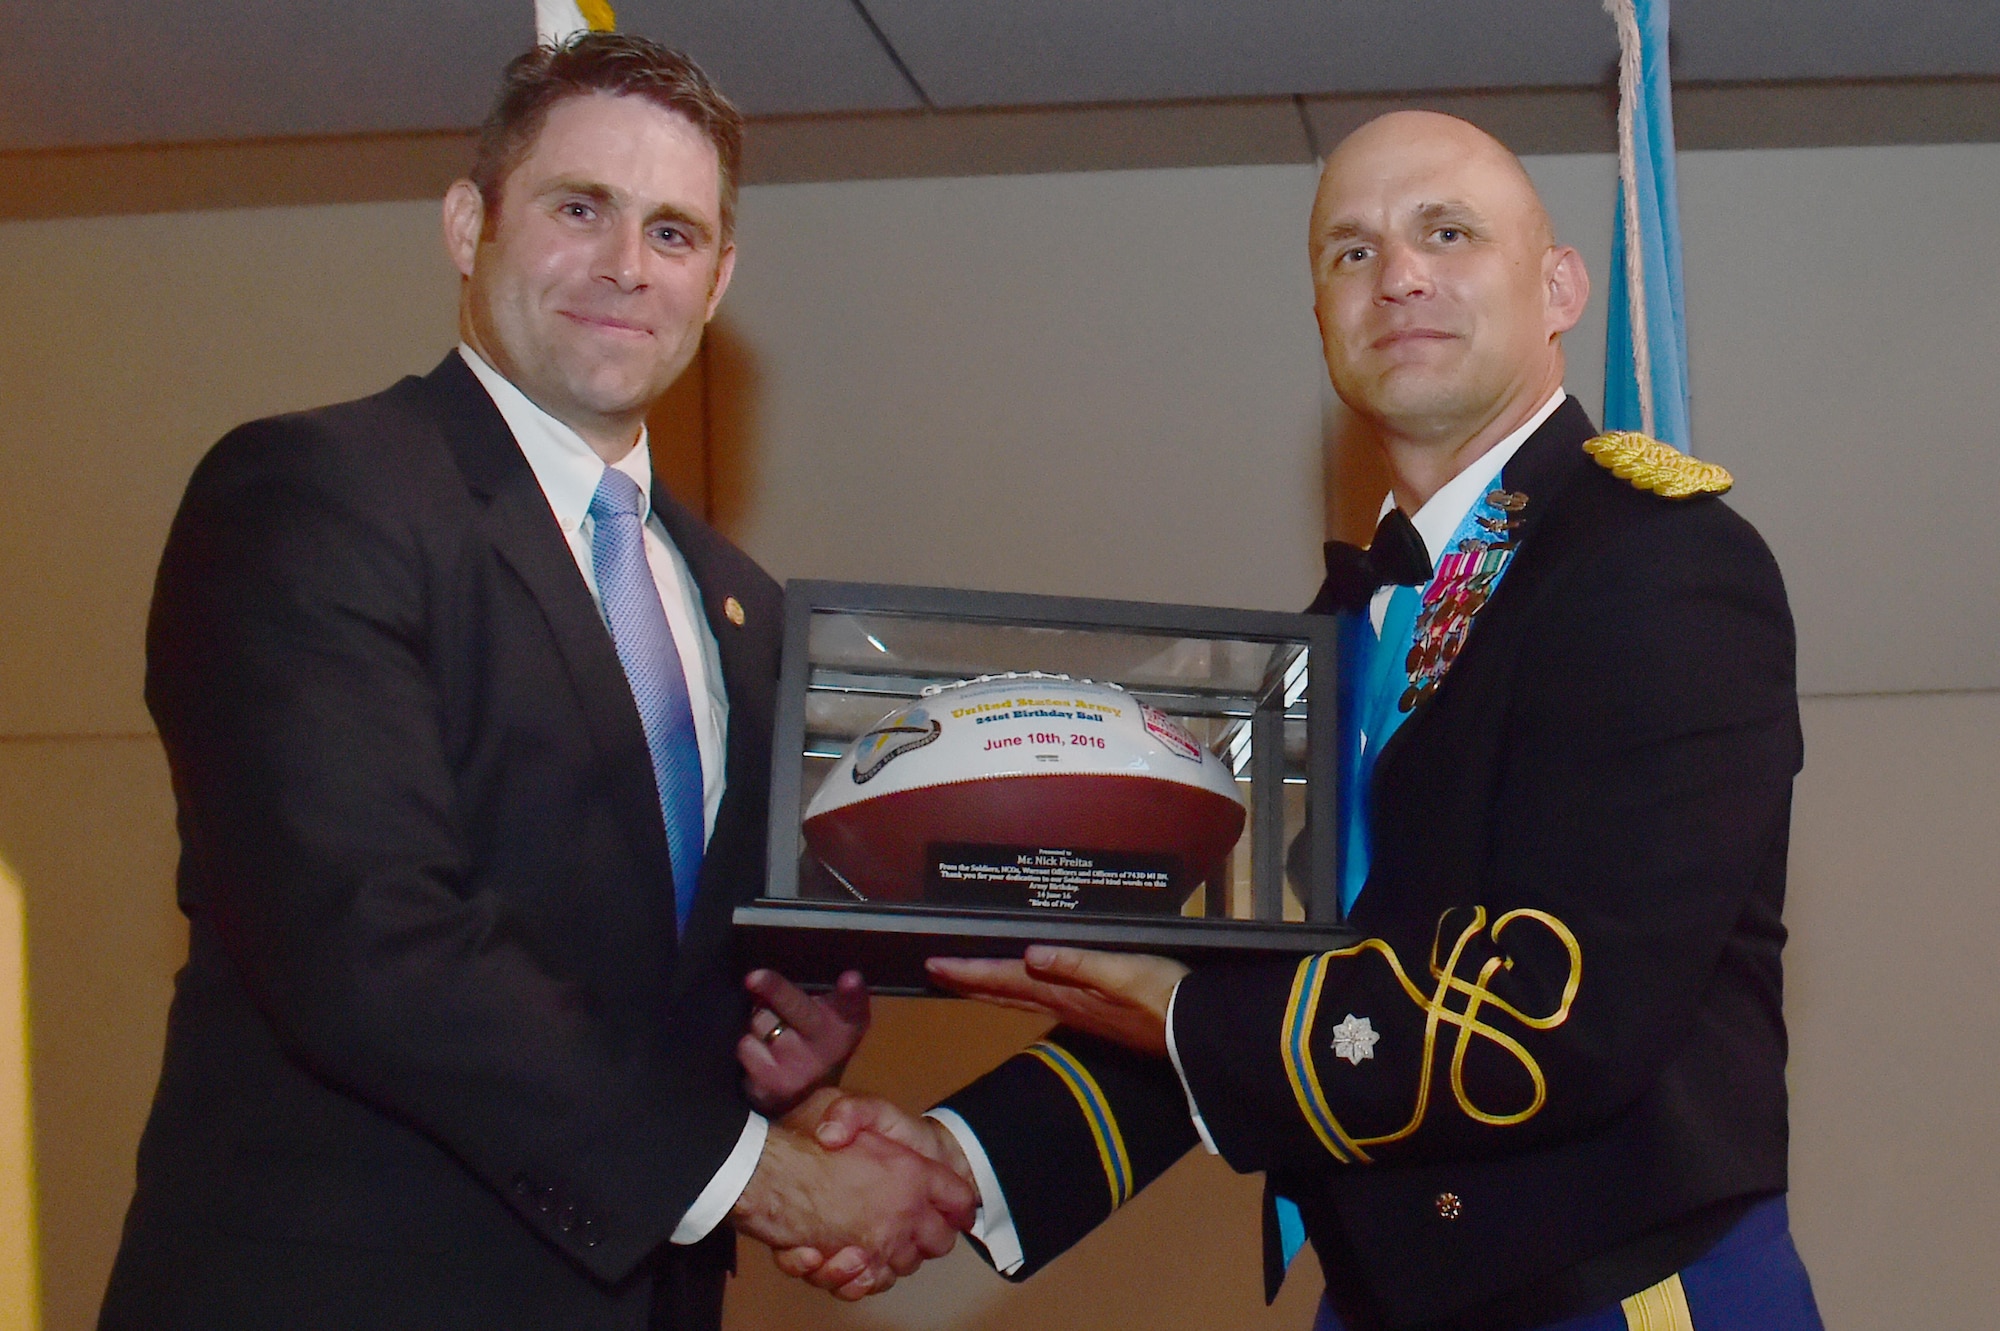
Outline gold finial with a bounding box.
[1583,432,1733,498]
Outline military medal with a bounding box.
[1398,491,1527,713]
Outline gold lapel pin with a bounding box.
[723,596,745,627]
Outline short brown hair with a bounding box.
[469,32,744,240]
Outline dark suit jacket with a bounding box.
[101,353,783,1331]
[941,400,1803,1329]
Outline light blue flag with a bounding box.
[1602,0,1692,451]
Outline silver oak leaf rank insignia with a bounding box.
[1331,1014,1379,1066]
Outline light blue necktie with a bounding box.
[1337,584,1424,916]
[588,467,705,932]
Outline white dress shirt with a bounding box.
[1369,387,1567,634]
[458,345,763,1245]
[944,389,1572,1266]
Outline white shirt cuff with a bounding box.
[1164,979,1220,1155]
[926,1106,1025,1276]
[671,1111,768,1244]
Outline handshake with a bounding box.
[732,1083,980,1299]
[723,947,1188,1298]
[723,966,980,1300]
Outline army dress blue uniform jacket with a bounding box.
[938,399,1803,1330]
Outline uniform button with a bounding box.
[1434,1192,1463,1220]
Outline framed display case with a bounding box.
[734,580,1353,992]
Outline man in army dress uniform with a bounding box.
[779,112,1825,1330]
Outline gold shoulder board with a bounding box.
[1582,432,1732,498]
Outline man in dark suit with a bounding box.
[793,112,1823,1329]
[102,34,970,1331]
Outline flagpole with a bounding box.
[1601,0,1693,451]
[1606,0,1654,438]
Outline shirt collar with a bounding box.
[458,343,652,533]
[1383,387,1567,568]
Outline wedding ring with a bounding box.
[761,1021,786,1044]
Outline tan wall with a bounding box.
[0,200,450,1331]
[0,742,176,1331]
[1,143,1996,1329]
[1784,692,2000,1329]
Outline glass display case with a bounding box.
[735,580,1353,992]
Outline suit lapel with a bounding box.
[1368,397,1599,789]
[421,355,680,937]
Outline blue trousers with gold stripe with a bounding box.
[1311,1197,1821,1331]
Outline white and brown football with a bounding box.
[802,673,1246,907]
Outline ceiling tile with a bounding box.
[0,0,918,153]
[1674,0,2000,81]
[616,0,921,115]
[862,0,1621,108]
[6,0,1995,154]
[0,0,524,150]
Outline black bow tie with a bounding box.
[1307,508,1434,615]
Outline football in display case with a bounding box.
[735,580,1352,992]
[802,673,1247,912]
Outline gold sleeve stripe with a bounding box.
[1280,954,1368,1165]
[1025,1041,1134,1208]
[1620,1273,1694,1331]
[1270,910,1581,1155]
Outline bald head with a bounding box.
[1306,110,1589,487]
[1314,112,1554,259]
